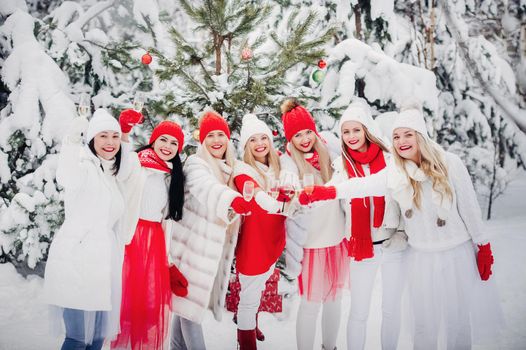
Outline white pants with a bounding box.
[347,245,406,350]
[238,266,274,330]
[170,315,206,350]
[296,297,342,350]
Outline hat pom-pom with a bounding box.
[242,113,258,124]
[400,97,423,112]
[280,98,300,114]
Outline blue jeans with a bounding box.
[61,308,105,350]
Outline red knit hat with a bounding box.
[281,98,318,141]
[198,111,231,143]
[149,120,185,152]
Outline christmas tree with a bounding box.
[149,0,336,145]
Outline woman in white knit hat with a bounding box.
[44,108,143,350]
[300,104,502,349]
[231,113,295,349]
[329,101,407,350]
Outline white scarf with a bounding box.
[387,157,452,223]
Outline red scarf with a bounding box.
[138,148,171,173]
[345,143,386,261]
[304,151,320,171]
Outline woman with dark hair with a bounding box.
[44,108,142,350]
[112,116,188,350]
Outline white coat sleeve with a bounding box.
[334,168,388,199]
[184,157,240,224]
[55,138,88,190]
[448,153,489,244]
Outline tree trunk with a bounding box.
[214,32,223,75]
[353,5,363,40]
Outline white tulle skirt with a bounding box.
[403,241,503,349]
[48,234,123,345]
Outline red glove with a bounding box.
[119,109,144,133]
[231,197,251,215]
[277,188,292,203]
[476,243,494,281]
[299,185,336,205]
[169,265,188,297]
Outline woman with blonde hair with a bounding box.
[168,110,251,350]
[280,98,348,350]
[301,105,501,349]
[330,101,406,350]
[231,113,294,349]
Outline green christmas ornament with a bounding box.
[312,69,325,83]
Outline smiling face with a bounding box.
[393,127,420,164]
[341,120,368,152]
[204,130,229,159]
[153,134,179,161]
[247,133,271,163]
[291,129,316,153]
[93,131,121,160]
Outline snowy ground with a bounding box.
[1,174,525,350]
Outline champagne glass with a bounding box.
[243,181,255,202]
[280,173,296,200]
[303,173,314,195]
[269,179,279,199]
[133,91,146,112]
[78,93,91,118]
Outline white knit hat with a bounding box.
[239,113,273,151]
[86,109,121,142]
[338,101,382,138]
[391,108,429,139]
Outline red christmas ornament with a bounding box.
[141,52,152,65]
[241,47,253,61]
[317,59,327,69]
[272,130,278,137]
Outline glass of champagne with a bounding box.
[133,91,146,112]
[269,179,279,199]
[78,93,91,118]
[243,181,255,202]
[280,173,296,200]
[303,173,315,195]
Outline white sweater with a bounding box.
[334,152,489,252]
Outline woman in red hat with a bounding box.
[168,110,251,350]
[111,114,188,350]
[280,98,349,350]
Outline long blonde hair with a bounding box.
[289,135,333,184]
[243,143,281,190]
[341,124,389,177]
[196,141,237,189]
[392,133,453,208]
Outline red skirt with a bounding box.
[298,239,350,302]
[111,219,171,350]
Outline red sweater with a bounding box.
[234,174,286,276]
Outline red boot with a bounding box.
[237,329,257,350]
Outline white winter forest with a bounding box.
[0,0,525,349]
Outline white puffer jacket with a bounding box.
[168,154,241,324]
[43,140,138,311]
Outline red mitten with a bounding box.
[231,197,251,215]
[298,192,312,206]
[476,243,494,281]
[277,188,292,203]
[309,185,337,203]
[169,265,188,297]
[119,109,144,133]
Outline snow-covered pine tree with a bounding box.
[312,0,526,218]
[150,0,336,147]
[0,0,153,271]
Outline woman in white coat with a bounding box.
[301,105,502,349]
[280,98,349,350]
[44,108,142,350]
[169,110,251,350]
